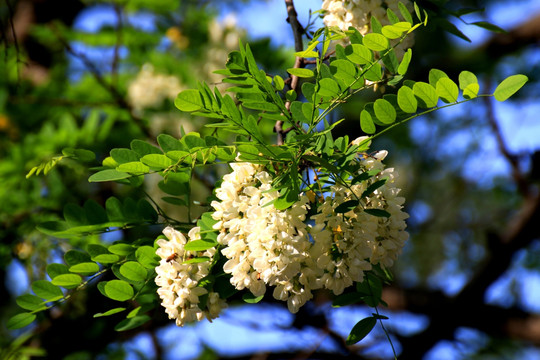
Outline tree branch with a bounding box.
[276,0,305,145]
[50,24,152,138]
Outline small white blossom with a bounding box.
[322,0,415,59]
[155,226,226,326]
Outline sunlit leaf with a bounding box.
[494,74,528,102]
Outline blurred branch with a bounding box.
[112,3,123,86]
[483,80,529,196]
[391,190,540,359]
[4,0,22,83]
[49,24,152,138]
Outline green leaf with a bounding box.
[364,62,382,82]
[7,313,36,330]
[183,256,211,264]
[114,315,150,332]
[362,179,387,198]
[69,262,100,276]
[136,246,159,269]
[184,239,217,252]
[89,169,131,182]
[110,149,139,164]
[364,209,391,217]
[51,274,82,289]
[345,44,373,65]
[130,139,162,157]
[463,83,480,99]
[274,186,299,210]
[104,280,134,301]
[64,204,87,227]
[175,89,203,112]
[428,69,449,88]
[363,33,389,51]
[386,8,400,24]
[119,261,148,282]
[346,317,377,345]
[318,78,340,97]
[85,200,108,224]
[413,82,438,108]
[64,250,91,266]
[360,110,376,134]
[31,280,63,301]
[105,197,124,222]
[335,200,359,213]
[242,292,264,304]
[16,294,47,311]
[46,263,69,279]
[274,75,284,90]
[332,292,362,307]
[381,22,411,39]
[158,134,183,152]
[140,154,173,169]
[471,21,506,33]
[94,307,126,318]
[330,59,357,85]
[87,244,109,258]
[397,48,412,75]
[108,243,134,256]
[398,2,413,23]
[494,74,528,102]
[373,99,396,124]
[117,162,150,174]
[458,71,478,90]
[92,254,120,264]
[286,68,314,78]
[397,86,417,113]
[436,78,459,103]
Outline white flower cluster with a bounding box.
[321,0,415,59]
[127,64,183,112]
[211,162,313,313]
[309,150,409,296]
[156,150,409,322]
[155,226,226,326]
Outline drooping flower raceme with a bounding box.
[308,150,409,295]
[321,0,415,59]
[211,162,314,312]
[155,226,226,326]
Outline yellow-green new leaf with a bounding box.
[397,86,417,113]
[374,99,397,124]
[458,71,478,90]
[436,78,459,103]
[51,274,82,289]
[360,110,376,134]
[463,83,480,99]
[363,33,389,51]
[494,74,528,102]
[413,82,438,108]
[398,49,412,75]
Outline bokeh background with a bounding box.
[1,0,540,359]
